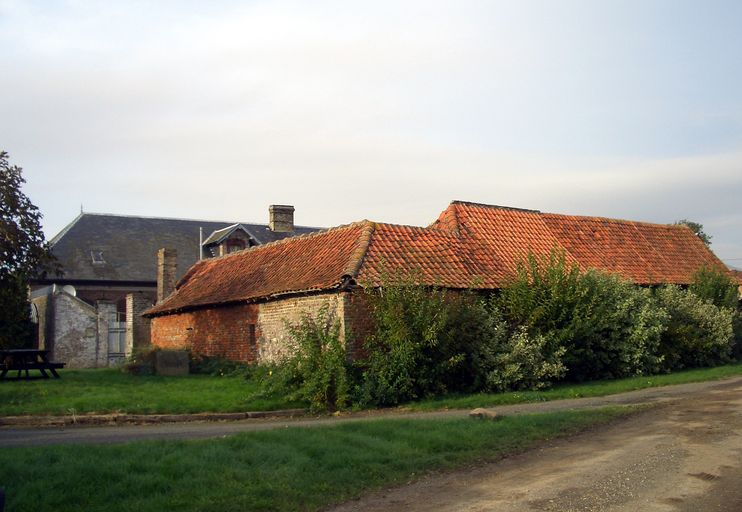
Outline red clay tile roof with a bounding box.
[145,201,731,316]
[146,222,371,315]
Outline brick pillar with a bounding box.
[126,293,153,352]
[96,301,117,367]
[157,248,178,304]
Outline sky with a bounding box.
[2,0,741,267]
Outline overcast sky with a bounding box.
[2,0,741,267]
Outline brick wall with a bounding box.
[151,293,354,363]
[126,293,153,350]
[53,292,99,368]
[341,289,375,359]
[151,303,259,361]
[256,293,345,362]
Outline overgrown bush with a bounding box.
[654,285,735,370]
[690,266,739,309]
[497,250,665,381]
[122,345,158,375]
[357,277,451,406]
[249,258,740,411]
[264,305,349,412]
[689,266,742,358]
[481,326,566,392]
[438,296,566,393]
[188,353,250,376]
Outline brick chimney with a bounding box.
[269,205,295,232]
[157,248,177,304]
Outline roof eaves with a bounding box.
[144,281,347,317]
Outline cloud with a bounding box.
[1,1,741,266]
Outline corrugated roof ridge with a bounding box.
[342,221,377,279]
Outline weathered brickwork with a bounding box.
[151,293,354,363]
[256,294,345,362]
[157,248,178,304]
[341,290,375,359]
[151,303,259,362]
[53,293,99,368]
[126,293,153,350]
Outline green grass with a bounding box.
[0,369,303,416]
[2,362,741,417]
[0,406,634,512]
[409,362,742,411]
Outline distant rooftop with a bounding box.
[41,212,321,284]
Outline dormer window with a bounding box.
[226,239,246,253]
[202,224,257,258]
[91,250,105,264]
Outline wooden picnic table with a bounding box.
[0,349,65,381]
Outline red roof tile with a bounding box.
[145,201,730,316]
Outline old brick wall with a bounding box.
[341,289,375,359]
[52,292,99,368]
[149,291,380,363]
[151,303,260,361]
[126,293,153,350]
[256,293,345,362]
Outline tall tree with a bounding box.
[0,151,59,348]
[674,219,712,246]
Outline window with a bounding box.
[91,250,105,264]
[226,239,246,253]
[248,324,256,346]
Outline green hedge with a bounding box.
[257,254,739,410]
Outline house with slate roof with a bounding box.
[31,205,318,367]
[144,200,739,363]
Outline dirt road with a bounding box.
[330,378,742,512]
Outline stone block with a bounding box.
[469,408,501,420]
[155,350,189,376]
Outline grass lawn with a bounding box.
[410,362,742,411]
[0,369,303,416]
[0,406,634,512]
[2,363,742,417]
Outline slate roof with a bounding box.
[145,201,731,316]
[42,212,319,284]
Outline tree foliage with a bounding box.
[689,265,738,309]
[0,151,58,348]
[674,219,712,246]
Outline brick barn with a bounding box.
[144,201,735,363]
